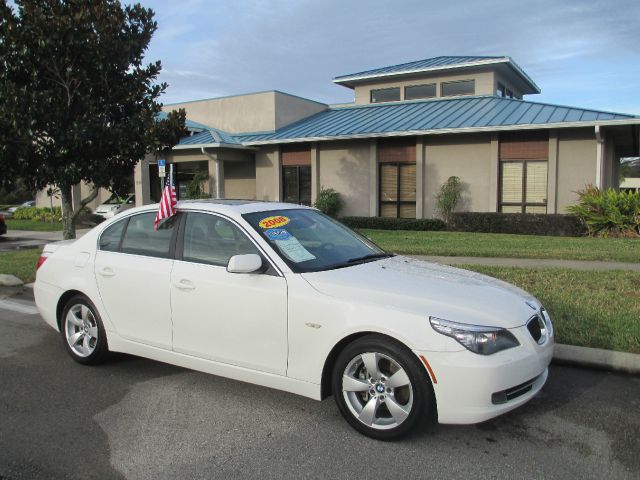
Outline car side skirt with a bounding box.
[107,333,323,401]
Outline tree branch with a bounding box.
[72,185,100,221]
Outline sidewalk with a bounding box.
[410,255,640,271]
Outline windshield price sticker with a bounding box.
[264,228,292,241]
[259,215,290,229]
[276,236,316,263]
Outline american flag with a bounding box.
[154,163,177,230]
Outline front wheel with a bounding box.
[332,334,435,440]
[61,295,109,365]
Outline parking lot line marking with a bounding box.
[0,299,39,315]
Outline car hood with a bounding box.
[300,256,540,329]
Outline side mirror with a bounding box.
[227,254,264,274]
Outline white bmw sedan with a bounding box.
[34,200,553,439]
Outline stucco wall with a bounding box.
[275,92,327,130]
[36,185,114,210]
[556,129,597,212]
[224,161,256,200]
[164,91,327,134]
[255,147,279,201]
[423,134,493,217]
[354,70,495,104]
[493,72,524,99]
[318,141,371,216]
[166,151,210,163]
[164,92,277,133]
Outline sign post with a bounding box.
[157,159,167,199]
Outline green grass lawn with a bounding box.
[0,248,637,353]
[0,248,42,283]
[361,229,640,263]
[462,265,640,354]
[5,219,63,231]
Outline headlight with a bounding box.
[541,308,554,338]
[429,316,520,355]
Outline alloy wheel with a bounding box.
[64,304,99,358]
[341,352,414,430]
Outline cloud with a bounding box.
[136,0,640,112]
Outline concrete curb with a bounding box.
[553,343,640,374]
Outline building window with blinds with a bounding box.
[377,138,417,218]
[281,145,312,206]
[379,164,417,218]
[371,87,400,103]
[499,160,548,213]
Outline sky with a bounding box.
[138,0,640,114]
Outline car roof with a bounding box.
[130,199,316,217]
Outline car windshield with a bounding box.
[243,209,390,273]
[104,194,124,205]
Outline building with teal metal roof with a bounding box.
[126,54,639,219]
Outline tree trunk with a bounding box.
[60,184,76,240]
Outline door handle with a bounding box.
[173,279,195,291]
[97,267,115,277]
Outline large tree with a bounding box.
[0,0,187,239]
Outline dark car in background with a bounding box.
[0,214,6,235]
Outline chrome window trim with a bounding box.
[96,207,285,277]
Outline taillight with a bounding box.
[37,253,49,270]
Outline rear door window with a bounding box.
[99,219,126,252]
[119,212,177,258]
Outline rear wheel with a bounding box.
[332,334,434,440]
[61,295,109,365]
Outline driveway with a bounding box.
[0,289,638,480]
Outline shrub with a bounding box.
[567,185,640,237]
[436,176,462,223]
[186,172,210,199]
[340,216,446,231]
[314,187,344,217]
[447,212,586,236]
[12,206,62,222]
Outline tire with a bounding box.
[60,295,109,365]
[332,334,435,440]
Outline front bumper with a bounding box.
[416,325,554,424]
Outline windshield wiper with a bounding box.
[345,252,393,265]
[317,253,393,272]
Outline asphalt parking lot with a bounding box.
[0,289,638,480]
